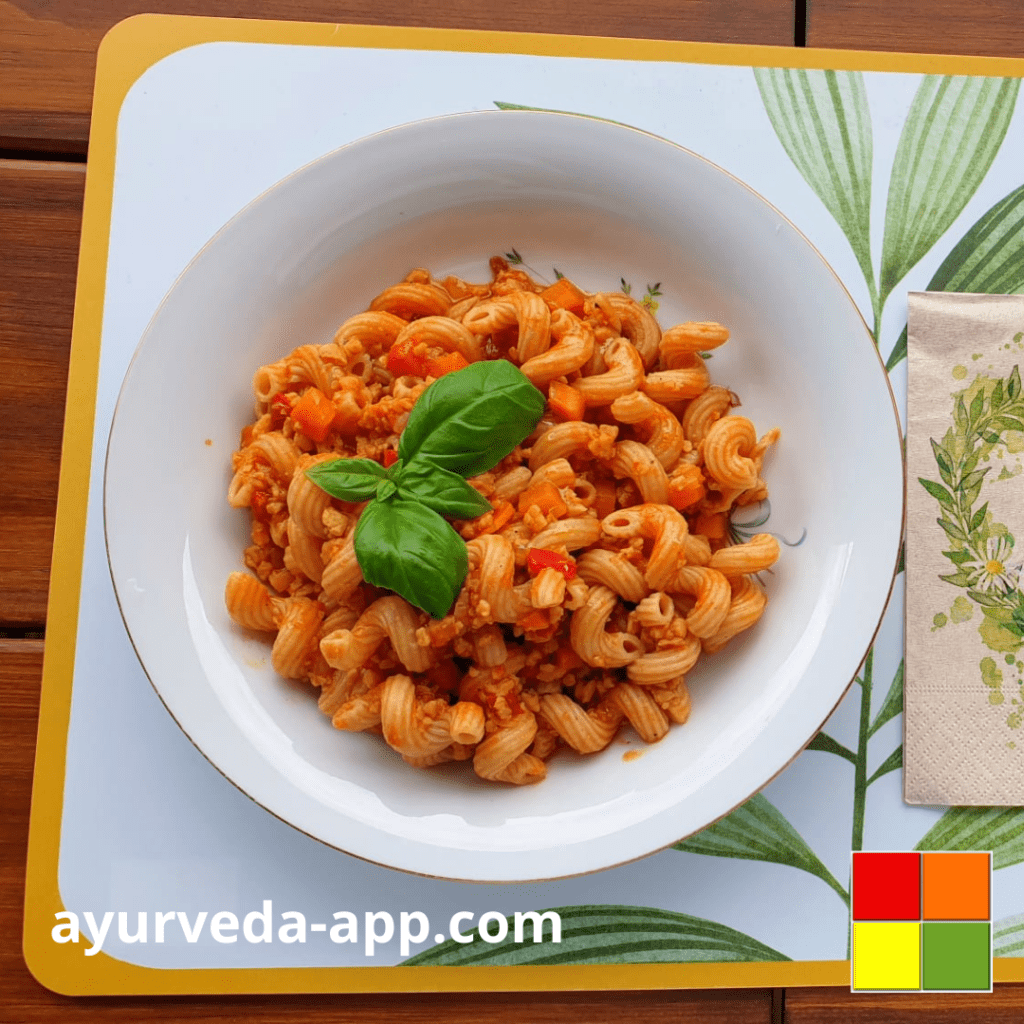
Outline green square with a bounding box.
[922,922,991,991]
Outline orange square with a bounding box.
[922,852,990,920]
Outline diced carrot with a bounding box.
[692,511,729,540]
[540,277,587,316]
[427,351,470,377]
[479,501,516,535]
[547,380,586,421]
[291,387,336,442]
[667,465,707,511]
[517,481,568,517]
[386,338,430,377]
[517,609,550,632]
[593,478,618,519]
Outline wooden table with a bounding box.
[3,1,1024,1019]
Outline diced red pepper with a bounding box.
[386,338,430,377]
[382,449,400,468]
[526,547,577,580]
[269,391,292,427]
[250,490,272,523]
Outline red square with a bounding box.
[853,852,921,920]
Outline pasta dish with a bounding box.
[225,258,780,785]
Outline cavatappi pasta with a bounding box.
[226,258,780,785]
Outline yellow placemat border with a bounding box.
[23,11,1024,995]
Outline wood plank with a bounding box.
[0,639,774,1017]
[785,984,1024,1021]
[807,0,1024,56]
[0,160,85,627]
[0,0,794,155]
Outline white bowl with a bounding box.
[105,110,903,882]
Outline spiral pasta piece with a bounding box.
[642,360,711,403]
[473,713,542,782]
[606,683,670,744]
[370,281,452,319]
[519,309,595,385]
[489,752,548,785]
[286,455,334,539]
[576,549,648,603]
[393,315,484,363]
[708,533,781,576]
[320,532,363,602]
[507,289,552,364]
[332,680,386,732]
[573,338,644,407]
[332,311,406,356]
[703,416,759,489]
[606,440,670,505]
[601,503,688,591]
[320,595,431,673]
[529,517,602,554]
[633,592,675,629]
[569,585,644,668]
[468,534,534,622]
[702,576,768,654]
[627,636,702,685]
[659,322,730,364]
[225,571,278,631]
[673,566,732,639]
[284,515,324,584]
[271,597,324,680]
[682,385,736,445]
[539,694,622,753]
[529,421,619,470]
[600,292,662,369]
[610,390,686,469]
[247,433,301,481]
[252,345,331,403]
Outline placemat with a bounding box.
[23,13,1024,995]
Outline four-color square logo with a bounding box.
[851,851,992,992]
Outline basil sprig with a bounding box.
[304,361,544,618]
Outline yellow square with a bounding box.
[852,922,921,990]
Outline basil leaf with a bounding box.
[398,360,545,478]
[305,457,385,501]
[393,460,494,519]
[354,497,467,619]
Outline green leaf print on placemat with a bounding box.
[753,69,1019,366]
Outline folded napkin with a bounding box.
[906,291,1024,805]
